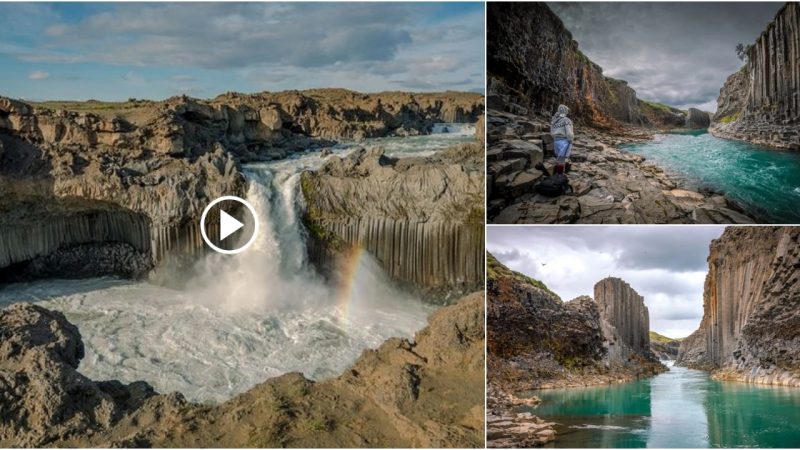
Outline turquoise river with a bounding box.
[524,365,800,448]
[622,130,800,224]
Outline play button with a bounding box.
[219,210,244,241]
[200,196,259,255]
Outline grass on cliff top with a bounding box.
[487,252,559,299]
[639,99,685,115]
[650,330,683,343]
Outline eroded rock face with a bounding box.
[301,141,485,301]
[676,227,800,386]
[0,293,484,448]
[709,4,800,150]
[685,108,711,129]
[0,304,157,447]
[594,277,653,363]
[488,3,645,129]
[487,253,663,393]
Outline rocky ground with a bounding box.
[0,292,484,448]
[486,253,666,447]
[486,107,757,224]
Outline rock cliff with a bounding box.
[487,2,706,131]
[487,253,662,393]
[486,253,664,447]
[594,277,653,363]
[710,3,800,150]
[676,227,800,386]
[301,132,485,302]
[0,293,484,447]
[0,90,482,284]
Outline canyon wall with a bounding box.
[0,92,482,286]
[594,277,653,363]
[302,139,485,302]
[487,253,662,392]
[710,3,800,150]
[487,2,709,131]
[676,227,800,386]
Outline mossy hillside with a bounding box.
[639,99,685,115]
[487,251,559,299]
[649,330,683,343]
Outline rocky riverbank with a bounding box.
[0,292,484,448]
[0,91,483,286]
[486,253,665,447]
[486,105,757,224]
[676,226,800,387]
[486,1,752,224]
[709,3,800,151]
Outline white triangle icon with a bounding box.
[219,210,244,241]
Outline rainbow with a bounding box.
[335,246,365,327]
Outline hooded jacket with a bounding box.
[550,104,574,142]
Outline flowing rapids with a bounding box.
[622,130,800,223]
[0,126,474,404]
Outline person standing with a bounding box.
[550,104,574,174]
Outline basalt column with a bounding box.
[594,277,652,363]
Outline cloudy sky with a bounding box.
[487,226,727,338]
[0,2,484,101]
[549,2,781,112]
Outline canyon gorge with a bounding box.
[0,89,485,447]
[487,1,800,224]
[0,90,484,297]
[486,253,664,447]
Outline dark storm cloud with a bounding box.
[548,2,782,111]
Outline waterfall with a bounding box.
[185,161,421,316]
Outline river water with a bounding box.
[526,364,800,448]
[0,125,474,404]
[622,130,800,223]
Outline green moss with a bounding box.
[649,331,682,343]
[639,99,685,115]
[299,172,347,250]
[719,113,740,123]
[487,252,559,298]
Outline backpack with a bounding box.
[536,173,572,197]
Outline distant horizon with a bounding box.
[6,86,485,104]
[0,2,485,102]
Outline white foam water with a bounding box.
[0,127,472,404]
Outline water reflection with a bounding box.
[523,366,800,448]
